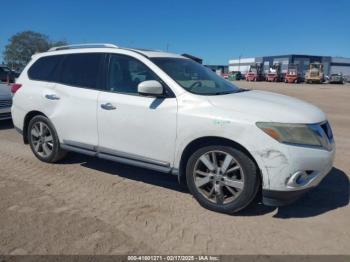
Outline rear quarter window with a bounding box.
[28,55,63,82]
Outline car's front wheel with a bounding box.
[186,145,260,214]
[28,115,67,163]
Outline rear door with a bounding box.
[51,53,105,149]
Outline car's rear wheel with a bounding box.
[28,115,67,163]
[186,145,260,214]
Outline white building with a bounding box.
[228,57,262,74]
[229,54,350,77]
[330,57,350,76]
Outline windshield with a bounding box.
[310,64,321,69]
[151,58,241,95]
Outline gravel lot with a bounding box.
[0,82,349,255]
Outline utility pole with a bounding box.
[166,43,170,52]
[238,54,242,71]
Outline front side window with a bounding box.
[28,55,63,82]
[108,54,159,94]
[151,58,241,95]
[60,53,104,89]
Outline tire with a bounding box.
[186,145,260,214]
[28,115,67,163]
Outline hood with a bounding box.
[207,90,326,123]
[0,84,12,99]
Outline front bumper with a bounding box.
[262,167,333,206]
[256,141,335,206]
[285,77,298,82]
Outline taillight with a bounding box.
[11,84,22,94]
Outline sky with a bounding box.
[1,0,349,64]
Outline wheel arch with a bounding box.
[22,111,47,144]
[178,136,262,185]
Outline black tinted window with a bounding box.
[108,54,159,94]
[60,53,104,89]
[28,55,63,81]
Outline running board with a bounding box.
[98,152,172,174]
[60,143,177,175]
[61,144,97,156]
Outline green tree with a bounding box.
[3,31,67,69]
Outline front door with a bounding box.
[97,54,177,167]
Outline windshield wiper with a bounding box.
[236,88,250,93]
[213,89,250,95]
[213,91,234,95]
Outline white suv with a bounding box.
[11,44,335,214]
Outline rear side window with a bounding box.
[60,53,104,89]
[28,55,63,81]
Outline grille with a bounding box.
[0,99,12,108]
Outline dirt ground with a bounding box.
[0,82,349,255]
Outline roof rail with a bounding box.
[48,43,119,51]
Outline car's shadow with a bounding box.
[61,153,349,218]
[0,119,14,130]
[60,153,189,193]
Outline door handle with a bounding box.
[101,103,116,110]
[45,94,60,100]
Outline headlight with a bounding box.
[256,122,322,147]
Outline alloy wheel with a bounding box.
[193,150,245,205]
[30,121,54,158]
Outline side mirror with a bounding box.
[138,80,164,97]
